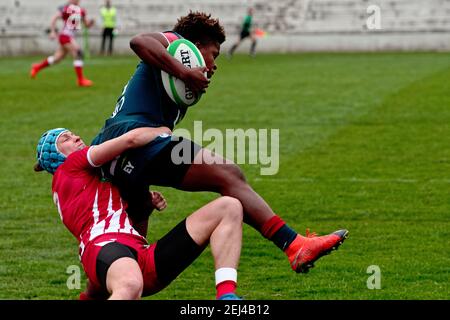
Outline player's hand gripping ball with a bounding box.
[161,39,206,107]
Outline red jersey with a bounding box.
[52,147,143,258]
[58,3,86,37]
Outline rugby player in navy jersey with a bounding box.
[92,11,348,275]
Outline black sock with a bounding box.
[229,44,238,55]
[250,41,257,55]
[271,224,297,251]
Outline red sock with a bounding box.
[34,58,50,71]
[261,215,285,239]
[216,280,237,299]
[74,60,84,81]
[74,66,83,81]
[79,292,93,300]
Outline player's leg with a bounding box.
[110,142,170,237]
[97,242,143,300]
[113,137,348,274]
[181,148,278,228]
[80,238,143,300]
[228,39,240,57]
[250,35,257,57]
[108,137,264,226]
[229,31,250,58]
[30,46,66,78]
[150,196,243,299]
[187,196,243,300]
[127,190,166,237]
[79,279,108,300]
[108,28,114,55]
[180,148,349,274]
[121,185,153,237]
[100,28,107,54]
[106,257,143,300]
[53,45,68,63]
[65,39,93,87]
[186,196,242,270]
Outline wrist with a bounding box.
[177,66,189,82]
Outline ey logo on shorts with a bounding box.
[123,161,135,174]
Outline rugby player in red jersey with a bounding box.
[35,126,243,300]
[30,0,94,87]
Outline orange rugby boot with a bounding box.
[286,229,349,273]
[30,64,40,78]
[78,78,93,87]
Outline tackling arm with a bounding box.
[89,126,171,166]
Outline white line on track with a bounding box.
[252,177,450,184]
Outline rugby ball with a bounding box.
[161,39,206,107]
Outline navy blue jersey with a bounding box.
[92,32,186,146]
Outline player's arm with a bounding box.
[89,126,171,167]
[129,33,209,94]
[82,11,95,28]
[49,12,61,39]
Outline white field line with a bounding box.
[252,177,450,184]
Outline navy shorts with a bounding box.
[240,30,250,39]
[106,135,202,222]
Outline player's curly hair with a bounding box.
[173,11,226,45]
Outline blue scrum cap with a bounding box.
[36,128,68,174]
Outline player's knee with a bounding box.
[114,275,143,300]
[108,258,144,300]
[76,49,84,60]
[217,196,243,222]
[217,164,248,195]
[224,163,246,183]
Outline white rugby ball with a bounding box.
[161,39,206,107]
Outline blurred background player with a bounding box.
[30,0,95,87]
[34,127,243,300]
[100,0,117,56]
[228,7,257,58]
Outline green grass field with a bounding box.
[0,52,449,300]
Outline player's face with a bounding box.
[57,131,86,157]
[198,42,220,79]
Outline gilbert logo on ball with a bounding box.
[161,39,206,107]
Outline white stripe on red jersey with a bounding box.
[52,147,144,258]
[59,4,86,37]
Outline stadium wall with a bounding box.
[1,0,449,56]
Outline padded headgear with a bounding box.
[36,128,68,174]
